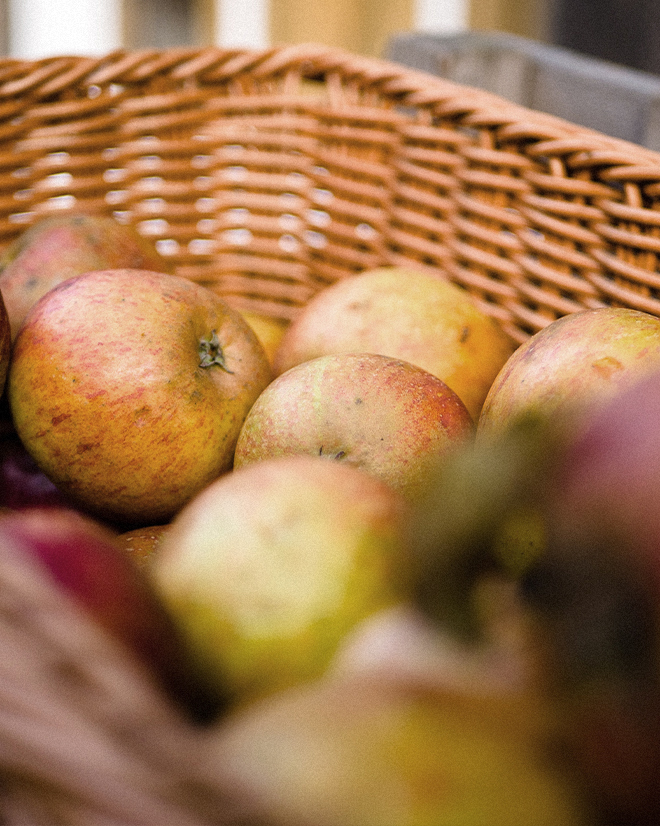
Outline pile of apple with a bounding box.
[4,212,660,824]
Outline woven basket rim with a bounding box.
[2,40,660,339]
[0,41,658,161]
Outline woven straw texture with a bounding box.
[3,43,660,345]
[2,42,660,822]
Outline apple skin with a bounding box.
[116,523,169,568]
[239,309,289,367]
[203,671,591,826]
[542,365,660,577]
[0,213,170,340]
[0,507,224,722]
[478,307,660,438]
[273,267,516,421]
[234,352,474,503]
[151,454,412,706]
[8,268,272,527]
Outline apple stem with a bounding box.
[199,330,233,372]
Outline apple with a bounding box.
[405,412,563,643]
[117,523,170,568]
[272,266,516,421]
[234,352,475,503]
[541,364,660,571]
[151,454,411,706]
[8,268,272,527]
[331,582,532,694]
[478,307,660,439]
[0,507,223,722]
[519,365,660,823]
[239,309,289,367]
[0,212,170,340]
[405,370,660,824]
[202,671,592,826]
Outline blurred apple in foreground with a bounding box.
[407,413,559,640]
[0,508,222,722]
[0,212,169,340]
[478,307,660,438]
[331,590,531,694]
[521,365,660,823]
[8,268,272,526]
[151,455,410,706]
[234,352,474,503]
[203,670,591,826]
[273,266,516,421]
[406,367,660,824]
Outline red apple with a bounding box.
[478,307,660,438]
[521,365,660,823]
[234,352,474,503]
[151,454,411,705]
[0,212,170,340]
[0,507,223,721]
[272,266,516,421]
[8,268,272,526]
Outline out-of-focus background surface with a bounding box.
[3,0,660,149]
[0,0,657,76]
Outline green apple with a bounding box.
[151,454,411,705]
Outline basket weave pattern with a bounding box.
[3,44,660,345]
[2,43,660,822]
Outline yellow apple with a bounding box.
[151,454,411,705]
[239,309,289,366]
[8,268,272,526]
[272,266,516,420]
[202,671,592,826]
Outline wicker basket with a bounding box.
[2,41,660,823]
[4,43,660,345]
